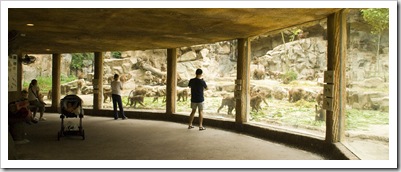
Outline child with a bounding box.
[9,90,38,124]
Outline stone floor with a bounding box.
[9,113,326,168]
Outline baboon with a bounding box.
[315,104,326,121]
[120,73,132,83]
[152,75,166,86]
[129,95,145,108]
[315,91,324,106]
[127,87,147,107]
[250,95,265,112]
[47,90,52,100]
[177,89,189,102]
[250,87,269,106]
[288,88,305,103]
[103,87,112,103]
[177,73,182,83]
[303,89,317,102]
[253,69,265,80]
[266,70,281,80]
[160,63,166,72]
[217,95,236,115]
[161,74,167,85]
[77,79,84,89]
[153,87,166,103]
[297,31,309,40]
[144,71,154,84]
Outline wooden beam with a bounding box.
[93,52,104,110]
[166,48,177,115]
[51,53,61,111]
[235,38,251,125]
[326,10,348,143]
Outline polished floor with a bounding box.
[9,113,326,168]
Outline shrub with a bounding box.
[111,51,122,59]
[282,70,297,84]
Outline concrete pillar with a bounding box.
[51,53,61,111]
[235,38,251,125]
[166,48,177,115]
[93,52,104,110]
[326,9,348,143]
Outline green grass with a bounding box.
[346,109,389,130]
[23,75,77,93]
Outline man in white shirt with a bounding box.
[111,74,128,120]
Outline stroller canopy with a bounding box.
[60,95,83,117]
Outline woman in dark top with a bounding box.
[187,69,208,131]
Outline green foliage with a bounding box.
[361,8,389,35]
[281,70,298,84]
[111,51,122,59]
[23,75,77,93]
[289,28,303,42]
[71,53,94,71]
[23,76,52,93]
[60,74,77,83]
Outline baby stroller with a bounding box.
[57,95,85,140]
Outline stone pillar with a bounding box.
[326,9,348,143]
[235,38,251,125]
[93,52,104,110]
[166,48,177,115]
[51,53,61,112]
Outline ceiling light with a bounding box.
[26,23,34,27]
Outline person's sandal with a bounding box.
[199,127,206,131]
[188,126,194,129]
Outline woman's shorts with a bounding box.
[190,102,204,110]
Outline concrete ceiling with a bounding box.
[8,8,342,54]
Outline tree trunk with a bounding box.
[375,33,381,77]
[142,63,166,77]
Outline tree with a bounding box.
[111,51,122,59]
[71,53,94,76]
[361,8,389,77]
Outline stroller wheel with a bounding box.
[82,130,85,140]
